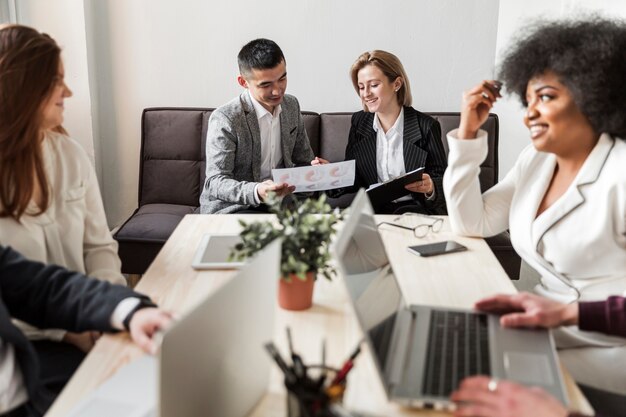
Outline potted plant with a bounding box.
[230,194,343,311]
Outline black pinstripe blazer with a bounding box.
[335,106,447,214]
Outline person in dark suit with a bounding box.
[317,50,447,214]
[0,245,172,417]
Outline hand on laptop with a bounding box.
[451,376,567,417]
[128,308,174,354]
[474,292,579,329]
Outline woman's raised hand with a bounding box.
[458,80,502,139]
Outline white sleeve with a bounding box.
[443,129,520,237]
[110,298,142,330]
[81,157,126,286]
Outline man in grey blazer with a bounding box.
[200,38,315,214]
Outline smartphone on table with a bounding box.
[407,240,468,257]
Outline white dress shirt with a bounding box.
[0,131,125,342]
[374,108,405,183]
[248,91,283,204]
[373,109,419,202]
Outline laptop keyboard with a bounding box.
[422,310,491,397]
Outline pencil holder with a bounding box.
[285,367,344,417]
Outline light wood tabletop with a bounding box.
[45,214,593,417]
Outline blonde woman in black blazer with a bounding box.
[318,50,447,214]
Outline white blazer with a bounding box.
[444,131,626,348]
[0,131,125,340]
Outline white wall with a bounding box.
[495,0,626,178]
[15,0,626,227]
[16,0,97,167]
[82,0,500,226]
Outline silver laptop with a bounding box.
[333,190,567,410]
[66,239,281,417]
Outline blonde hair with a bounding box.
[350,50,412,111]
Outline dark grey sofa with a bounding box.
[113,108,521,279]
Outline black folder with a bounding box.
[366,167,425,210]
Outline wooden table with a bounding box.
[46,214,593,417]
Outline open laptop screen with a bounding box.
[337,193,405,376]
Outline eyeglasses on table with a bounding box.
[377,212,444,238]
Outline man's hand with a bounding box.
[311,156,329,165]
[128,308,173,354]
[475,292,579,329]
[451,376,568,417]
[63,331,101,353]
[257,180,295,201]
[405,173,434,195]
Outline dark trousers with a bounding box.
[29,340,85,415]
[579,383,626,416]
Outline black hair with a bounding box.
[498,17,626,138]
[237,38,285,76]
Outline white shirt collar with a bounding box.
[248,90,282,120]
[372,107,404,137]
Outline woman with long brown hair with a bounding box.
[0,24,125,397]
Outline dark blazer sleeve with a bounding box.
[0,245,151,332]
[417,118,447,214]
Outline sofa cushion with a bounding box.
[115,204,196,243]
[431,113,498,192]
[302,111,321,156]
[319,113,353,162]
[140,108,213,207]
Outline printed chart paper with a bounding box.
[271,160,355,192]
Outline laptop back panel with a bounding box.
[159,239,281,417]
[333,191,405,398]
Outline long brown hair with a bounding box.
[0,25,61,220]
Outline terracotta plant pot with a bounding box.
[278,272,315,311]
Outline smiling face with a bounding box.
[238,60,287,113]
[523,71,597,156]
[356,64,401,114]
[40,60,72,131]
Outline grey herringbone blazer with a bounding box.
[199,92,314,214]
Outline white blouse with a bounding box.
[0,131,125,341]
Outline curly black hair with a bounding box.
[498,17,626,138]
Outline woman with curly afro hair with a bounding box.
[443,17,626,417]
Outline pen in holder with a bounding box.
[285,365,343,417]
[264,330,362,417]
